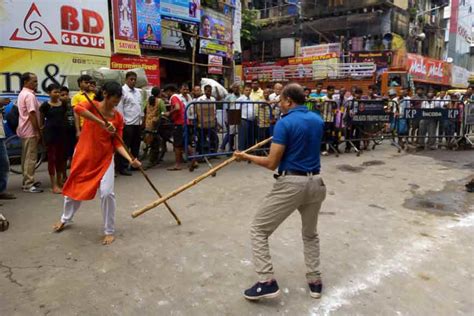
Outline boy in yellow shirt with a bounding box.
[71,74,95,138]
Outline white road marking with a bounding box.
[311,213,474,316]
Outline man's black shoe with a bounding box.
[119,169,132,176]
[308,281,323,299]
[243,280,280,300]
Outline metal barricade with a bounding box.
[305,99,343,156]
[184,101,274,166]
[343,99,398,155]
[402,99,462,149]
[459,100,474,147]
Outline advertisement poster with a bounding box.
[199,8,232,58]
[300,43,341,57]
[0,47,110,95]
[312,58,339,80]
[406,53,451,86]
[111,0,141,55]
[137,0,161,50]
[232,0,242,53]
[0,0,111,56]
[289,52,337,65]
[111,54,160,86]
[161,19,195,51]
[161,0,200,23]
[208,55,223,75]
[350,51,392,69]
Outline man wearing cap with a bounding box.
[234,83,326,301]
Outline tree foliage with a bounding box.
[241,9,260,47]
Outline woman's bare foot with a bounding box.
[52,221,66,232]
[102,235,115,245]
[52,187,62,194]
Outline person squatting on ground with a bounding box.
[40,84,68,194]
[234,83,326,301]
[17,72,43,193]
[52,82,142,245]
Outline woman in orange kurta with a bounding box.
[53,82,141,245]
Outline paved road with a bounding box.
[1,145,473,315]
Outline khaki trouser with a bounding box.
[251,174,326,283]
[21,137,38,189]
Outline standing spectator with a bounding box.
[344,87,364,152]
[367,85,381,100]
[435,89,451,146]
[256,88,272,143]
[60,86,76,180]
[237,85,255,150]
[143,87,166,169]
[221,83,240,152]
[40,84,67,194]
[191,85,202,99]
[417,90,437,150]
[168,84,198,171]
[196,85,218,155]
[396,87,411,148]
[71,74,94,138]
[320,86,336,155]
[410,87,425,144]
[0,98,16,200]
[250,80,264,102]
[116,71,143,176]
[17,72,43,193]
[269,83,282,120]
[309,82,326,100]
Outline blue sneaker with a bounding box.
[308,282,323,299]
[243,280,280,300]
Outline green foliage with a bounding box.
[241,9,260,47]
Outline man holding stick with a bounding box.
[234,83,326,300]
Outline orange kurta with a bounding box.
[62,101,124,201]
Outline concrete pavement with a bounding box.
[1,145,473,315]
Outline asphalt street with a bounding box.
[1,144,473,315]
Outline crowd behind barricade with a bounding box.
[1,72,474,202]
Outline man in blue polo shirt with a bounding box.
[234,83,326,301]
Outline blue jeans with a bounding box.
[0,138,9,194]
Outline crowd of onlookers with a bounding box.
[1,74,473,207]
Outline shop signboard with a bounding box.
[161,0,200,23]
[300,43,341,57]
[111,54,160,86]
[111,0,141,55]
[0,0,111,56]
[406,53,451,86]
[137,0,161,50]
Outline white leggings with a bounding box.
[61,160,116,235]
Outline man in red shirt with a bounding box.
[167,84,198,171]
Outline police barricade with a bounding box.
[459,100,474,147]
[305,99,343,156]
[403,99,462,150]
[184,101,274,168]
[329,99,397,155]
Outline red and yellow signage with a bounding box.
[111,54,160,86]
[406,53,451,86]
[289,53,337,65]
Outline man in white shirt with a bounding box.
[237,85,255,150]
[196,85,218,154]
[418,90,438,149]
[269,83,282,121]
[116,71,143,176]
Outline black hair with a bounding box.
[316,82,323,87]
[354,87,363,95]
[60,86,70,93]
[251,79,259,83]
[416,86,425,91]
[281,83,306,104]
[20,72,34,88]
[46,83,61,93]
[204,84,212,90]
[95,81,122,102]
[201,15,210,24]
[304,87,311,92]
[181,83,190,89]
[327,85,335,91]
[151,86,161,97]
[125,71,138,79]
[77,74,92,85]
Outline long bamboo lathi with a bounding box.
[131,137,273,218]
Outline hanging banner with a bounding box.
[300,43,341,57]
[289,53,337,65]
[208,55,223,75]
[111,0,141,55]
[350,51,393,69]
[406,53,451,86]
[137,0,161,50]
[161,0,200,23]
[451,65,470,88]
[199,8,232,58]
[232,0,242,53]
[111,54,160,86]
[0,0,111,56]
[0,47,110,95]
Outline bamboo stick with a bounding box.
[131,137,273,219]
[82,93,182,225]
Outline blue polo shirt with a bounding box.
[272,105,324,173]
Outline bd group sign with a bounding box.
[0,0,111,56]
